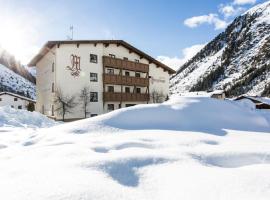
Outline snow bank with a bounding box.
[0,106,56,128]
[0,96,270,200]
[60,96,270,136]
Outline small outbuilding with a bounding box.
[0,92,36,111]
[234,95,270,110]
[210,90,226,100]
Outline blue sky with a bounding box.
[0,0,267,67]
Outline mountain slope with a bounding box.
[170,1,270,97]
[0,49,36,83]
[0,64,36,99]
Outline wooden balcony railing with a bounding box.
[103,92,150,102]
[103,56,149,73]
[103,74,149,87]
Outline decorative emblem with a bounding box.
[66,54,81,77]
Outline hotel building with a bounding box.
[28,40,175,121]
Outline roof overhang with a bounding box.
[28,40,176,74]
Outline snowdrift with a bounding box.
[0,96,270,200]
[60,96,270,135]
[0,106,56,128]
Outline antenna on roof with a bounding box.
[67,25,74,40]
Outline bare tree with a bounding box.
[54,89,77,121]
[150,89,165,103]
[80,86,90,118]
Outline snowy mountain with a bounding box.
[0,64,36,99]
[170,1,270,97]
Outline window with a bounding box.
[14,98,18,101]
[90,92,98,102]
[108,86,114,92]
[91,114,98,117]
[11,105,14,108]
[51,105,54,116]
[125,71,130,76]
[123,57,128,61]
[0,98,2,101]
[52,62,54,72]
[135,59,139,63]
[125,87,130,93]
[107,68,114,75]
[18,105,22,109]
[109,54,116,58]
[119,104,122,108]
[108,104,114,111]
[90,54,98,63]
[136,88,141,94]
[135,72,140,78]
[126,104,136,107]
[52,83,54,93]
[90,73,98,82]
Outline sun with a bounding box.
[0,13,39,64]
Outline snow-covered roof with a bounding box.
[211,90,225,95]
[0,92,36,103]
[235,95,270,105]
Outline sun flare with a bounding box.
[0,13,39,64]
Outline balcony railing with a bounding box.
[103,56,149,73]
[103,92,150,102]
[103,74,149,87]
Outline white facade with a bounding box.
[0,92,36,110]
[30,40,175,121]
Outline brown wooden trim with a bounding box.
[103,92,149,102]
[103,56,149,73]
[103,73,149,87]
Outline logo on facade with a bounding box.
[151,77,166,84]
[66,54,81,77]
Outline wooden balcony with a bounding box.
[103,92,150,102]
[103,56,149,73]
[103,74,149,87]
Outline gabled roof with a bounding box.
[234,95,270,105]
[28,40,176,74]
[0,92,36,103]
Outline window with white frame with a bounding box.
[90,54,98,63]
[90,92,98,102]
[90,73,98,82]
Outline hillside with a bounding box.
[170,1,270,97]
[0,96,269,200]
[0,64,36,99]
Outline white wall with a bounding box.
[36,47,56,116]
[55,43,104,119]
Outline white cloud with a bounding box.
[219,4,245,18]
[233,0,256,5]
[184,14,228,30]
[157,44,205,71]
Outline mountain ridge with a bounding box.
[170,1,270,97]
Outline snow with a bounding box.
[170,1,270,96]
[0,96,270,200]
[0,64,36,99]
[0,106,56,128]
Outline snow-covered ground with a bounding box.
[0,106,56,128]
[0,96,270,200]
